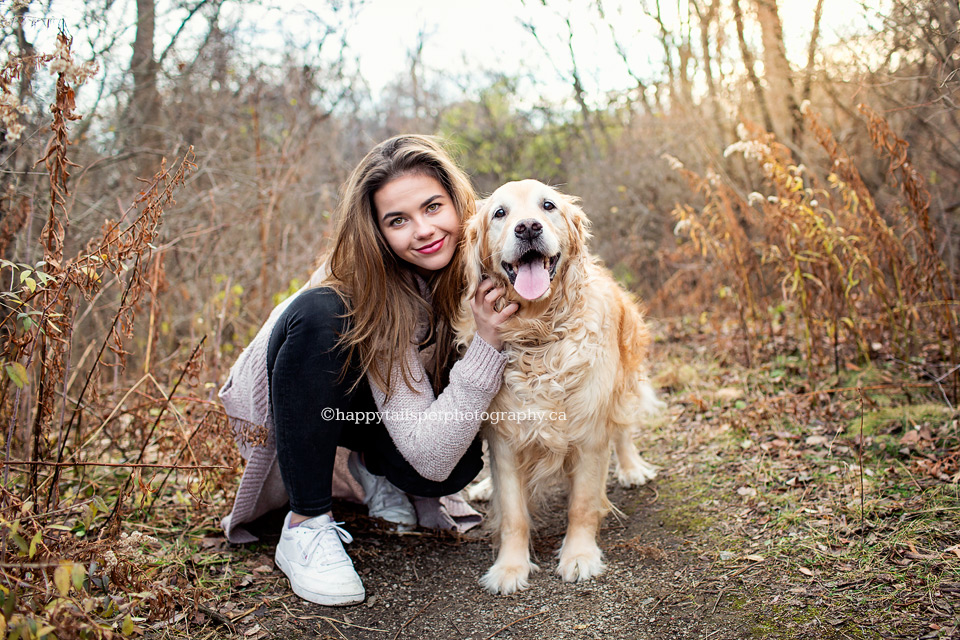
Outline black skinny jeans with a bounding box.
[266,287,483,517]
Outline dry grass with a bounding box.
[0,37,238,639]
[664,106,959,391]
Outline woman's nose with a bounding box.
[413,217,434,238]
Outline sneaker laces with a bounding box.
[296,520,353,565]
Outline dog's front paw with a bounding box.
[480,560,539,595]
[465,476,493,502]
[557,544,606,583]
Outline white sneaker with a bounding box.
[347,452,417,528]
[274,512,365,606]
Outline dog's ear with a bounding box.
[561,192,592,257]
[460,201,487,296]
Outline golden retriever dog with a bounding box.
[454,180,662,595]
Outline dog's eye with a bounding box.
[542,200,556,211]
[493,207,506,219]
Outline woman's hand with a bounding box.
[471,277,518,351]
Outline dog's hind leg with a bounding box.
[480,437,537,595]
[557,444,610,583]
[613,428,658,487]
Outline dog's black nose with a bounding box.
[514,219,542,240]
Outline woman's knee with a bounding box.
[267,287,350,374]
[283,287,348,335]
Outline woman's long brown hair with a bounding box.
[323,135,476,398]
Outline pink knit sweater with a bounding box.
[219,269,506,543]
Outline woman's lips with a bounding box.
[415,236,445,254]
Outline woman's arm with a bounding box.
[368,335,506,482]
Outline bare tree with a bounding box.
[754,0,800,141]
[596,0,655,116]
[731,0,774,134]
[130,0,162,177]
[691,0,720,122]
[521,17,603,154]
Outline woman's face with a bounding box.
[374,173,460,275]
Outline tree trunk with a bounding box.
[692,0,720,124]
[754,0,801,141]
[795,0,825,143]
[732,0,775,134]
[131,0,163,178]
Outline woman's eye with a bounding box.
[426,202,440,213]
[543,200,556,211]
[389,217,405,227]
[493,207,506,219]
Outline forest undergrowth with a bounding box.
[0,31,957,640]
[652,321,958,639]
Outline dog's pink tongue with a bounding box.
[514,261,550,300]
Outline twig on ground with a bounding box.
[711,589,724,614]
[483,610,547,640]
[323,618,350,640]
[318,616,387,633]
[894,458,923,491]
[278,600,309,620]
[393,595,437,640]
[229,604,260,623]
[195,603,237,634]
[720,561,764,579]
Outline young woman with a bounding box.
[219,135,517,606]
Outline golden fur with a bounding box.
[454,180,662,595]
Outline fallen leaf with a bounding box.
[244,624,262,637]
[252,565,273,574]
[201,537,224,549]
[798,567,814,577]
[900,431,919,446]
[737,487,757,497]
[715,387,743,401]
[54,564,71,597]
[744,554,765,562]
[805,435,828,446]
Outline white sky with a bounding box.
[37,0,872,108]
[339,0,869,101]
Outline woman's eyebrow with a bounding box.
[420,194,443,209]
[381,194,445,222]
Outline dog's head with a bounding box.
[463,180,591,306]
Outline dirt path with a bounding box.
[183,336,960,640]
[210,479,759,640]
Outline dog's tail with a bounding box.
[638,379,667,416]
[612,293,665,426]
